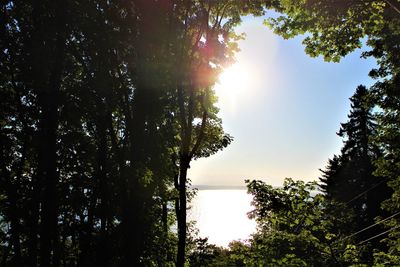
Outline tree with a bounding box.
[245,178,360,266]
[319,155,342,196]
[320,86,391,245]
[188,238,252,267]
[168,2,267,265]
[0,0,72,265]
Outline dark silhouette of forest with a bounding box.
[1,1,399,266]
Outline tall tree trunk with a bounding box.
[176,154,190,267]
[0,169,21,264]
[35,1,66,264]
[8,185,21,264]
[175,86,208,266]
[95,110,111,266]
[27,182,40,266]
[120,82,148,266]
[37,75,61,267]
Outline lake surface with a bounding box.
[188,189,256,247]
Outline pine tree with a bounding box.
[319,155,342,197]
[320,85,391,242]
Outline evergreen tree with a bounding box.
[319,155,342,196]
[320,85,391,247]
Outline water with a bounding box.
[188,189,256,247]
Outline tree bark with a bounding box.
[176,154,190,267]
[34,1,66,264]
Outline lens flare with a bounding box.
[214,63,252,111]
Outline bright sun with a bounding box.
[214,63,252,110]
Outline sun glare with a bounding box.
[189,189,256,247]
[215,63,252,110]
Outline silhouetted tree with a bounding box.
[320,86,391,255]
[169,2,266,265]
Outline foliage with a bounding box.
[319,85,391,250]
[188,238,255,267]
[245,178,362,266]
[264,0,388,62]
[188,238,226,267]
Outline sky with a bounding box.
[189,16,378,187]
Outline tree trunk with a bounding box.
[36,3,66,264]
[95,111,111,266]
[121,85,148,267]
[9,182,21,265]
[27,183,40,266]
[37,80,60,267]
[176,155,190,267]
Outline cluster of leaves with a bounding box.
[188,238,253,267]
[245,179,362,267]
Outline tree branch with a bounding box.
[189,109,207,159]
[384,0,400,15]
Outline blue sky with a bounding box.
[190,16,377,187]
